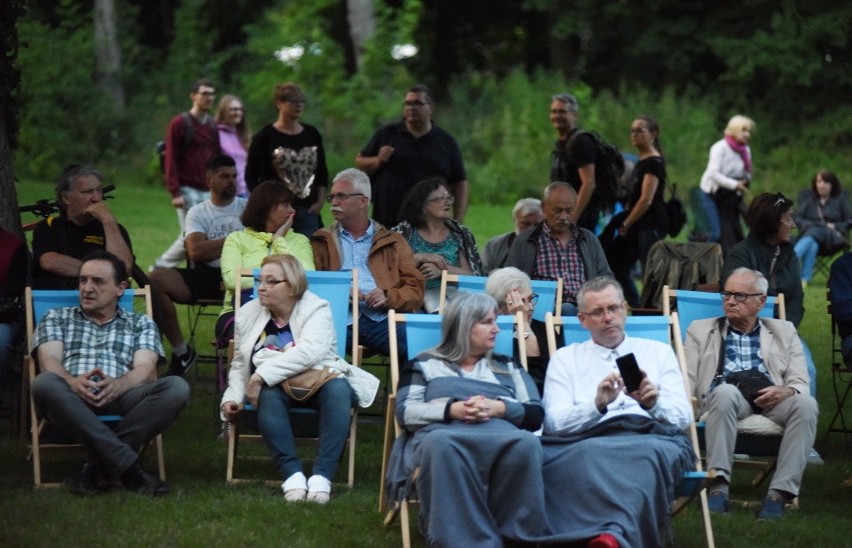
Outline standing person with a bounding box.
[548,93,602,233]
[310,168,424,363]
[148,155,247,377]
[482,198,544,274]
[153,78,221,269]
[392,177,482,312]
[604,115,669,307]
[794,170,851,286]
[215,95,250,198]
[31,164,134,290]
[245,83,328,237]
[684,268,817,520]
[30,251,190,496]
[505,182,612,316]
[356,84,468,228]
[698,114,755,254]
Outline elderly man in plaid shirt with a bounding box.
[505,181,612,315]
[30,250,189,496]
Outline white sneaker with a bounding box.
[307,474,331,504]
[806,448,824,466]
[282,472,307,502]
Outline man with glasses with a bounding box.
[32,164,134,290]
[684,267,817,520]
[310,168,424,361]
[152,78,221,269]
[541,275,693,547]
[356,84,468,228]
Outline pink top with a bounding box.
[218,124,249,197]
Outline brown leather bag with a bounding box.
[280,367,338,401]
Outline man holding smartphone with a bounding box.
[543,276,692,433]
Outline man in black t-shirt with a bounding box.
[32,165,134,290]
[549,93,601,233]
[356,84,468,228]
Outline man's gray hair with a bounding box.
[512,198,542,218]
[485,267,532,309]
[729,267,769,294]
[552,93,578,113]
[332,168,371,201]
[577,275,625,312]
[542,181,576,202]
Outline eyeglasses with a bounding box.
[254,277,287,287]
[581,303,624,319]
[198,91,216,97]
[630,127,647,134]
[282,98,307,105]
[720,291,763,302]
[550,108,570,115]
[228,107,244,112]
[326,192,365,203]
[523,293,540,306]
[402,100,429,107]
[76,187,104,197]
[427,194,455,204]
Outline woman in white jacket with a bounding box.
[698,114,755,254]
[220,254,378,503]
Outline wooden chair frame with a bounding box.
[25,286,165,488]
[379,310,527,548]
[225,268,360,487]
[544,311,715,548]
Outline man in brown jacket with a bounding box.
[311,168,424,361]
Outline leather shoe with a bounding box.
[120,463,170,496]
[66,462,104,496]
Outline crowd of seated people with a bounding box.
[8,83,838,546]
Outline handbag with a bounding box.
[281,366,338,401]
[711,317,774,413]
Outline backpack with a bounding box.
[156,112,211,173]
[564,129,625,208]
[665,182,688,237]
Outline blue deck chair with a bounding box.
[225,268,360,487]
[438,271,562,322]
[545,311,715,548]
[378,310,527,547]
[25,286,165,488]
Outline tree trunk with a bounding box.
[346,0,376,69]
[94,0,125,113]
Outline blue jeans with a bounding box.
[794,236,818,282]
[0,321,19,377]
[698,190,721,242]
[256,377,356,480]
[349,314,408,365]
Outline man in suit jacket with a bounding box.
[684,267,817,520]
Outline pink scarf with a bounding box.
[724,134,752,175]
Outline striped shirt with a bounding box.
[33,307,164,378]
[533,223,585,303]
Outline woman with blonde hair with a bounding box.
[698,114,756,253]
[215,95,251,197]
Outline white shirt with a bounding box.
[543,334,693,435]
[699,139,751,194]
[184,197,247,267]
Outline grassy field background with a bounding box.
[1,179,850,547]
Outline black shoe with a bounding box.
[120,463,170,496]
[166,347,197,377]
[66,462,105,496]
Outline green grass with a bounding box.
[3,179,851,546]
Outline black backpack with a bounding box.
[665,182,688,237]
[156,112,211,173]
[564,129,625,208]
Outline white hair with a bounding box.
[332,168,371,201]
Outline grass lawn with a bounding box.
[2,179,850,546]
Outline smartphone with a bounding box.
[615,353,643,393]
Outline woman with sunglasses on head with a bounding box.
[220,254,378,503]
[392,177,482,312]
[215,95,251,198]
[245,82,329,236]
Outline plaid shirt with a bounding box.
[723,321,769,377]
[533,223,585,303]
[33,307,164,378]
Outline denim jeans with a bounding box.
[349,315,408,365]
[256,377,356,480]
[794,236,818,282]
[154,186,211,268]
[698,190,721,243]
